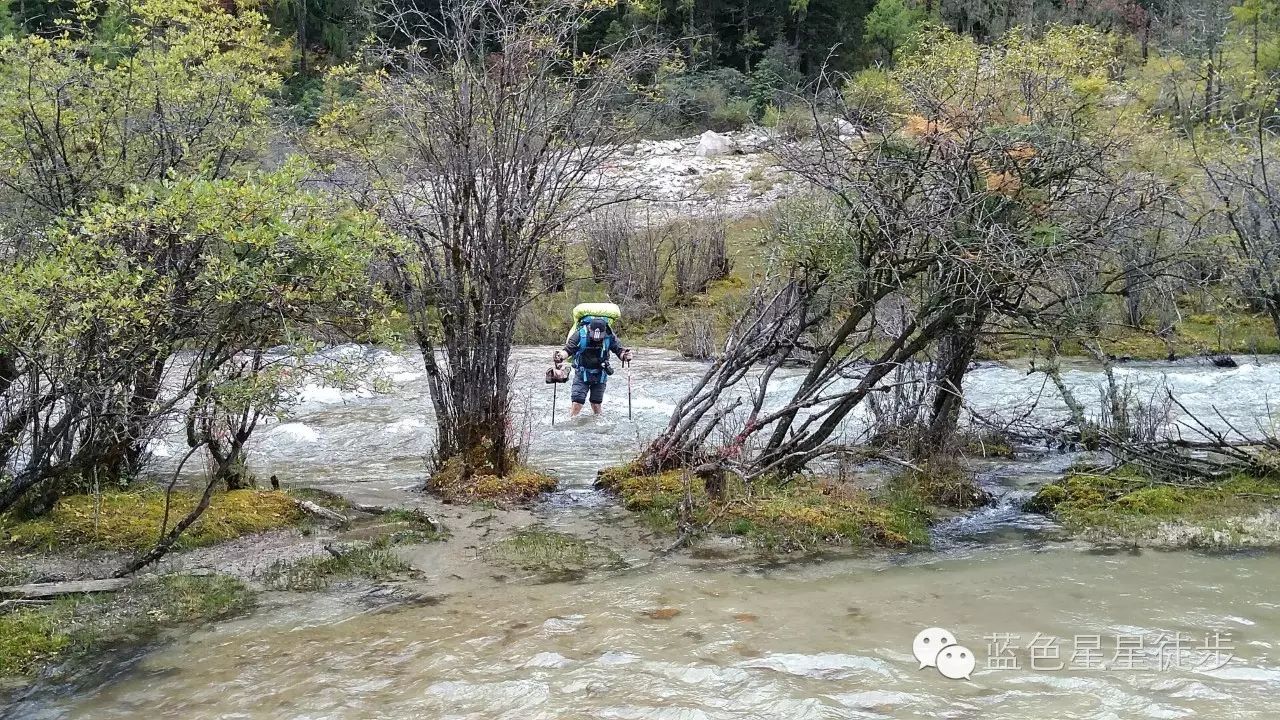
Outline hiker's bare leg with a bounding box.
[590,402,603,415]
[570,402,584,418]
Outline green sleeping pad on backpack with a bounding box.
[571,302,621,326]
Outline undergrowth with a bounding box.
[595,463,952,552]
[427,455,557,505]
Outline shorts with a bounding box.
[571,374,607,404]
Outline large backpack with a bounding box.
[573,316,612,381]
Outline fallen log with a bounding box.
[0,578,133,599]
[351,503,441,532]
[294,499,349,525]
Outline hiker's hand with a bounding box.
[553,350,567,364]
[621,349,633,363]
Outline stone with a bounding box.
[736,131,770,153]
[694,130,735,158]
[641,607,682,620]
[831,117,858,137]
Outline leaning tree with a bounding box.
[639,26,1147,478]
[318,0,661,477]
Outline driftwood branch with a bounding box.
[294,499,348,525]
[0,578,134,598]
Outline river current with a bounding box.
[14,348,1280,719]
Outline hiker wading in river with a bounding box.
[554,316,632,417]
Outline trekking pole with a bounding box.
[626,358,633,421]
[552,377,558,426]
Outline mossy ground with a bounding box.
[596,463,962,551]
[0,574,252,681]
[480,527,623,579]
[0,490,304,553]
[261,542,414,591]
[1025,466,1280,539]
[427,456,558,505]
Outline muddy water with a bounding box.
[31,547,1280,719]
[23,349,1280,718]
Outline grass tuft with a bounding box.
[887,460,991,510]
[596,464,931,551]
[480,527,623,578]
[261,543,411,591]
[427,456,558,505]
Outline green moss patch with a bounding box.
[1025,467,1280,538]
[0,574,252,681]
[1,490,304,553]
[596,464,931,551]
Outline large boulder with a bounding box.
[831,117,859,138]
[694,130,736,158]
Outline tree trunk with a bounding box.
[1266,296,1280,346]
[1204,57,1215,123]
[920,309,986,456]
[297,0,308,76]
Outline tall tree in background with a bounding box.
[864,0,925,66]
[270,0,373,76]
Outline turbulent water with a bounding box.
[25,548,1280,719]
[18,348,1280,718]
[155,347,1280,499]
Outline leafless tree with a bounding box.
[638,36,1150,478]
[585,208,672,315]
[327,0,662,476]
[672,215,732,297]
[1200,121,1280,342]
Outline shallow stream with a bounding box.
[15,349,1280,718]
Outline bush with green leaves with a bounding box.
[0,0,284,236]
[0,165,393,512]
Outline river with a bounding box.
[14,349,1280,718]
